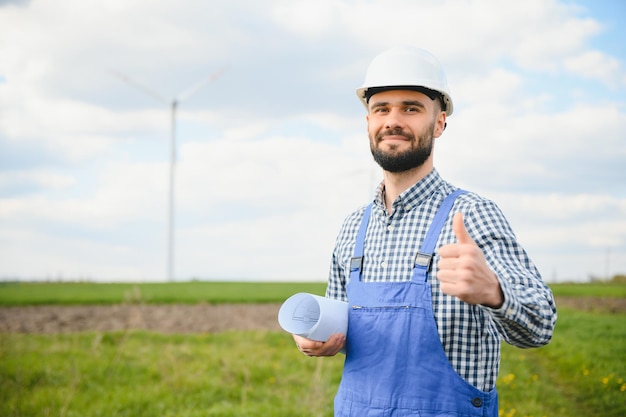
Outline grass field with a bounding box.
[1,281,624,417]
[1,280,624,305]
[0,281,328,305]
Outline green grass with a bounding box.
[1,308,624,417]
[0,330,344,417]
[1,281,624,416]
[0,281,328,306]
[1,281,624,306]
[548,282,626,298]
[497,308,625,417]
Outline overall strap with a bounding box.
[350,203,373,283]
[412,189,466,282]
[350,189,466,283]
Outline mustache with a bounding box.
[376,128,415,142]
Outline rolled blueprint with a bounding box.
[278,293,349,342]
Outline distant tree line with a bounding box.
[590,274,626,283]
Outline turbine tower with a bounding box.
[112,68,225,281]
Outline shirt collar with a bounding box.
[374,168,443,213]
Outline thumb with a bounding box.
[453,212,474,244]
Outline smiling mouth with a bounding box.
[377,129,412,143]
[379,134,411,144]
[382,134,409,140]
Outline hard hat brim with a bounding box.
[356,85,453,116]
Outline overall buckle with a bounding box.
[414,251,432,269]
[350,256,363,272]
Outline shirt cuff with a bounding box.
[482,275,517,319]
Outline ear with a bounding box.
[433,112,447,138]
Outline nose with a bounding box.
[384,108,403,130]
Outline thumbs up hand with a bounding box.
[437,212,504,308]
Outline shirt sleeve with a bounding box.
[326,249,348,302]
[466,199,557,348]
[325,209,364,302]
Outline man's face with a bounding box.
[367,90,446,173]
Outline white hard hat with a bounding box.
[356,46,454,116]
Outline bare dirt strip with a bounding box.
[0,297,623,334]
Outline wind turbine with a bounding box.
[111,67,226,281]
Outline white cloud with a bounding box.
[272,0,346,38]
[0,226,163,281]
[0,160,167,226]
[0,0,624,282]
[0,89,169,161]
[172,130,374,280]
[481,191,626,282]
[0,169,75,191]
[564,50,626,87]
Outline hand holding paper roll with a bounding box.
[293,333,346,357]
[278,293,348,357]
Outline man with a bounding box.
[293,46,557,416]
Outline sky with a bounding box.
[0,0,624,283]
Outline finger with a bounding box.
[436,256,458,270]
[310,334,345,356]
[293,335,321,350]
[453,212,474,245]
[322,334,346,355]
[436,268,457,284]
[327,333,346,349]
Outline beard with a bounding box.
[370,121,435,173]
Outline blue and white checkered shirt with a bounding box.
[326,169,557,391]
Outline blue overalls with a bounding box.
[334,190,499,417]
